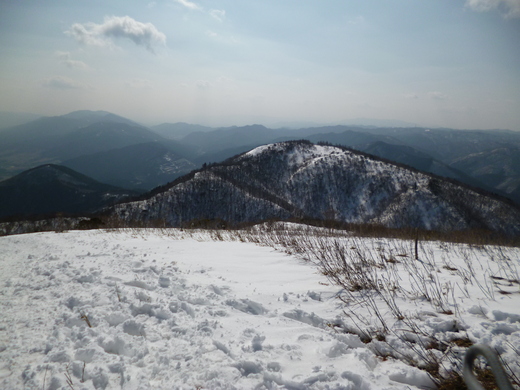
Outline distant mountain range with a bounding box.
[114,141,520,235]
[1,110,520,224]
[150,122,214,140]
[0,110,196,190]
[0,111,42,129]
[63,142,197,191]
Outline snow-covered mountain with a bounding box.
[114,141,520,235]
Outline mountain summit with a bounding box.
[114,141,520,235]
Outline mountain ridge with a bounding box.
[113,141,520,235]
[0,164,136,219]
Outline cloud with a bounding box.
[465,0,520,18]
[428,91,448,100]
[404,93,419,100]
[196,80,211,89]
[210,9,226,22]
[66,16,166,53]
[43,76,84,90]
[174,0,202,11]
[55,51,89,70]
[125,78,153,88]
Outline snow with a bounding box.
[1,227,519,389]
[114,142,520,235]
[243,144,271,157]
[242,143,339,163]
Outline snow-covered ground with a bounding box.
[0,227,519,389]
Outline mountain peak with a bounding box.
[114,141,520,235]
[60,110,140,127]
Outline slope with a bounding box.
[63,142,197,191]
[1,227,518,389]
[0,110,157,181]
[114,141,520,235]
[450,146,520,204]
[0,164,136,219]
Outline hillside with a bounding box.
[63,142,197,191]
[0,164,136,219]
[1,226,519,389]
[0,111,163,181]
[173,125,520,205]
[450,146,520,201]
[114,141,520,235]
[41,122,163,161]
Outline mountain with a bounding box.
[113,141,520,235]
[60,110,141,126]
[63,142,197,191]
[0,116,88,150]
[0,111,164,181]
[151,122,214,140]
[276,127,520,205]
[41,121,163,161]
[0,110,140,149]
[339,118,418,128]
[0,164,136,219]
[3,111,520,210]
[180,124,279,152]
[0,111,42,130]
[297,130,397,147]
[356,141,496,192]
[355,127,520,162]
[450,146,520,204]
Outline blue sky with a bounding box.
[1,0,519,129]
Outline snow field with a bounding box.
[235,224,520,385]
[0,229,438,390]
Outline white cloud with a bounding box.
[174,0,202,11]
[465,0,520,18]
[404,93,419,100]
[66,16,166,53]
[196,80,211,89]
[210,9,226,22]
[55,52,89,70]
[66,22,107,47]
[43,76,84,90]
[125,78,153,89]
[428,91,448,100]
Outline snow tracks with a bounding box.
[1,230,433,389]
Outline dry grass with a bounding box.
[212,222,520,389]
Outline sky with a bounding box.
[1,0,520,129]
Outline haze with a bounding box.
[1,0,520,129]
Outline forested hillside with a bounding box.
[114,141,520,235]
